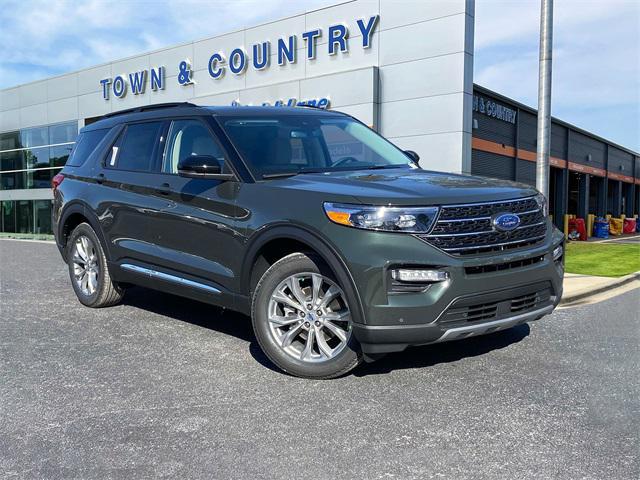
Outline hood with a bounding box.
[271,167,539,205]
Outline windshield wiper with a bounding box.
[262,171,300,179]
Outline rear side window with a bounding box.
[111,122,164,172]
[67,128,109,167]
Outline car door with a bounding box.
[98,120,172,266]
[151,117,247,304]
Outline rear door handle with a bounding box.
[156,182,171,195]
[95,173,105,184]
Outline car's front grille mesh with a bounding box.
[439,285,553,327]
[416,197,547,256]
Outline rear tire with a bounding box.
[67,222,124,308]
[251,253,362,379]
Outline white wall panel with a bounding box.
[0,88,20,111]
[0,108,20,131]
[47,73,78,101]
[193,91,240,106]
[78,92,110,119]
[379,14,466,66]
[380,93,463,138]
[47,97,78,124]
[388,132,465,173]
[193,68,246,98]
[19,82,48,107]
[379,0,465,30]
[239,81,300,105]
[19,103,47,128]
[301,67,375,107]
[379,53,465,103]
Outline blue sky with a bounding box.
[0,0,638,151]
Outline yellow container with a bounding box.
[609,218,623,236]
[587,214,595,237]
[563,214,570,237]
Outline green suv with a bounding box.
[53,103,564,379]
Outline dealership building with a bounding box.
[0,0,638,235]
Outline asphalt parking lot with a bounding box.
[1,239,638,479]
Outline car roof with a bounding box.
[82,102,346,132]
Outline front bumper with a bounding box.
[324,219,564,355]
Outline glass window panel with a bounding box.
[0,131,21,151]
[50,144,74,168]
[1,201,16,232]
[15,200,33,233]
[163,120,225,174]
[0,151,27,190]
[66,128,109,167]
[33,200,53,234]
[20,126,49,148]
[49,121,78,144]
[113,122,163,172]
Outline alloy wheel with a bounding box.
[71,235,99,296]
[267,272,352,363]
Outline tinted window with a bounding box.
[67,128,109,167]
[162,119,225,174]
[220,116,410,178]
[113,122,163,172]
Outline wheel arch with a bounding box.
[241,225,366,325]
[59,202,111,262]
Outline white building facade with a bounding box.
[0,0,475,234]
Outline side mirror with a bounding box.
[404,150,420,164]
[177,155,234,180]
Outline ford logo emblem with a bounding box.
[492,213,521,232]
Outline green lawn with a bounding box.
[0,232,54,241]
[565,241,640,277]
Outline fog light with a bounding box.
[392,269,449,282]
[552,245,563,261]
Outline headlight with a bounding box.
[535,193,549,216]
[323,202,439,233]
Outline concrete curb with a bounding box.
[560,271,640,305]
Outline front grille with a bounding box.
[464,255,545,275]
[417,197,547,256]
[438,282,553,328]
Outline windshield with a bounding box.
[219,115,412,178]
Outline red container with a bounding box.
[568,218,587,241]
[623,218,637,234]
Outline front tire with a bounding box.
[251,253,362,379]
[67,222,124,308]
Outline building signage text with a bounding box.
[99,15,379,101]
[473,95,517,124]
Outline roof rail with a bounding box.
[102,102,198,118]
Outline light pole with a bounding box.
[536,0,553,198]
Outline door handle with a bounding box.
[95,173,105,184]
[156,182,171,195]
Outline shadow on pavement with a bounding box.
[354,324,530,377]
[122,286,530,377]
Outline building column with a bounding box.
[623,183,635,216]
[598,178,608,217]
[610,180,622,217]
[554,169,568,229]
[577,174,590,219]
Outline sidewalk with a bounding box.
[561,271,640,305]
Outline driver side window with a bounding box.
[162,119,226,174]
